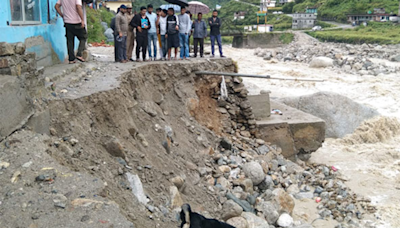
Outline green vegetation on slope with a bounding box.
[279,33,295,44]
[291,0,399,22]
[86,8,115,43]
[307,22,400,44]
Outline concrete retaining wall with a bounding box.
[233,33,289,49]
[0,76,34,141]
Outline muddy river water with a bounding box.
[224,46,400,228]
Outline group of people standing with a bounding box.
[113,4,225,63]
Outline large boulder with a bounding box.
[104,28,114,42]
[242,161,265,185]
[222,200,243,221]
[390,55,400,62]
[279,92,378,138]
[309,57,334,68]
[241,212,269,228]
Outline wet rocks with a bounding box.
[242,161,265,185]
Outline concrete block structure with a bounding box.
[292,13,317,29]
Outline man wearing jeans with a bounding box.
[146,4,157,60]
[208,10,225,58]
[158,9,168,60]
[55,0,87,64]
[178,7,191,60]
[192,12,207,58]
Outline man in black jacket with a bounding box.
[166,7,180,60]
[131,6,151,61]
[208,10,225,58]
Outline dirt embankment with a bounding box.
[0,59,237,228]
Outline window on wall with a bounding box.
[10,0,41,24]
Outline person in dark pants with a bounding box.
[166,7,180,60]
[192,12,207,58]
[131,6,151,61]
[115,4,128,63]
[208,10,225,58]
[55,0,87,64]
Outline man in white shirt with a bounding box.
[157,9,168,60]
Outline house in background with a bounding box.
[292,12,317,29]
[105,0,131,12]
[347,8,395,24]
[234,11,246,20]
[260,0,276,11]
[279,0,294,5]
[0,0,69,67]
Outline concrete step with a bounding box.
[255,100,325,160]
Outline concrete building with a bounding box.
[260,0,276,11]
[279,0,294,5]
[234,11,246,20]
[106,0,131,12]
[257,24,274,33]
[0,0,68,67]
[292,13,317,29]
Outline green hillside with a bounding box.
[290,0,399,22]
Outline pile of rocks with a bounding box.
[189,134,377,228]
[0,42,37,76]
[254,42,400,76]
[187,76,377,227]
[208,76,258,137]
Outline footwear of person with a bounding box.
[76,56,85,62]
[129,58,134,62]
[69,60,76,64]
[211,55,215,58]
[221,55,226,58]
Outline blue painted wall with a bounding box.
[0,0,68,63]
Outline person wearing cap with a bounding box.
[115,4,129,63]
[126,5,135,61]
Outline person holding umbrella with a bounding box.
[208,10,225,58]
[192,12,207,58]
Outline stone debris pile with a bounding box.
[254,42,400,76]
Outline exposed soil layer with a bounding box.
[0,59,237,228]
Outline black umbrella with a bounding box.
[164,0,189,7]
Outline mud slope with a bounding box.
[46,59,236,227]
